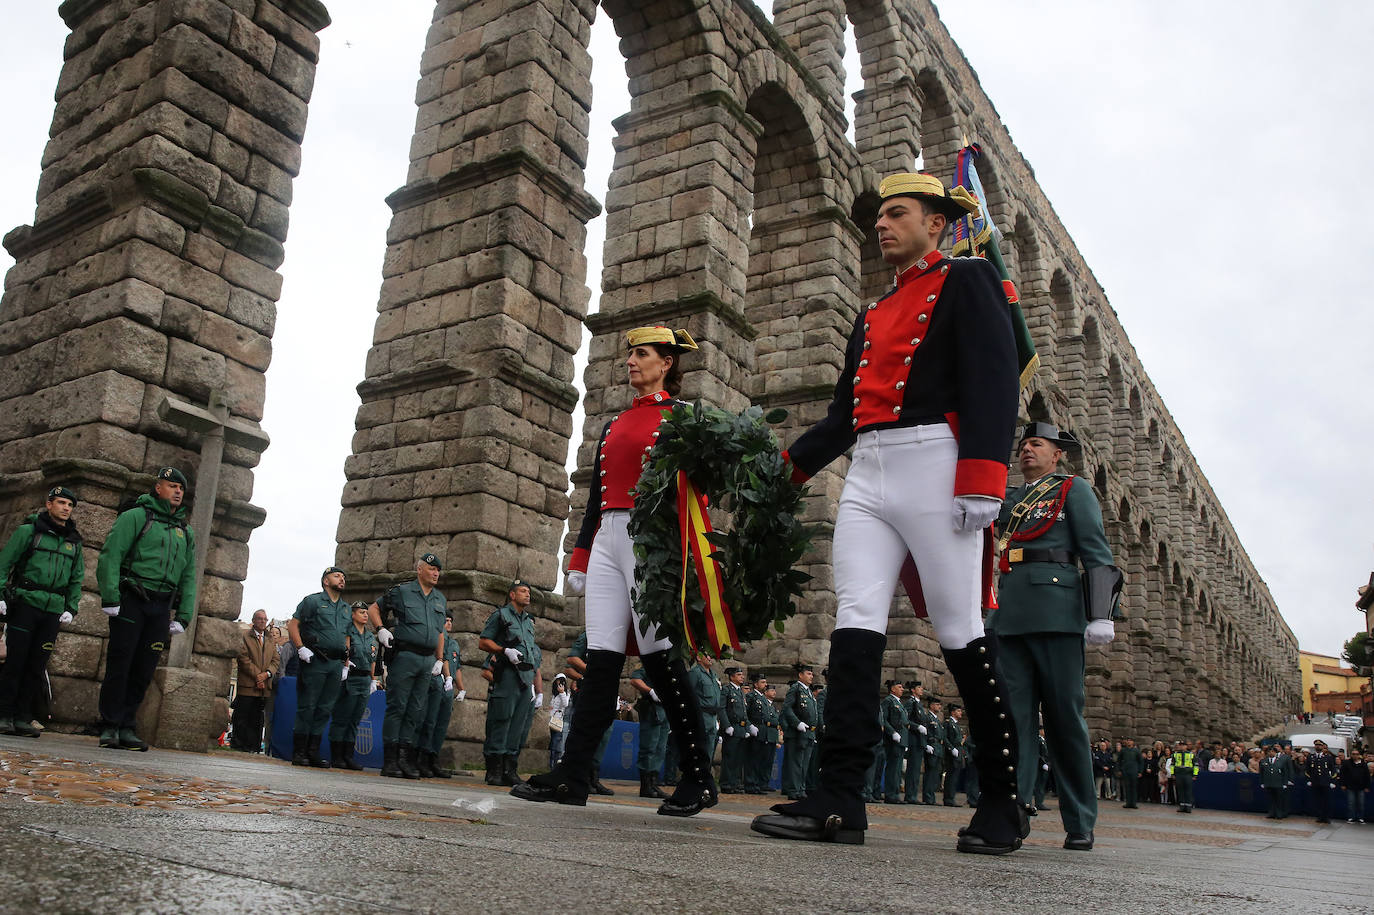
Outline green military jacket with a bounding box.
[904,696,927,743]
[568,631,587,662]
[97,493,197,622]
[345,624,378,674]
[989,473,1115,636]
[380,579,446,655]
[881,693,909,748]
[924,708,945,756]
[745,687,768,736]
[440,633,461,679]
[480,602,540,686]
[687,663,722,715]
[0,511,83,615]
[630,667,667,727]
[814,687,826,733]
[724,682,749,730]
[1258,753,1294,788]
[760,692,781,744]
[781,681,818,743]
[944,715,965,766]
[1118,745,1143,777]
[293,591,352,657]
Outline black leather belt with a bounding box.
[348,668,372,678]
[1004,548,1077,565]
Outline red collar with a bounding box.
[632,390,672,408]
[895,250,944,287]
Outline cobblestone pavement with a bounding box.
[1,734,1370,913]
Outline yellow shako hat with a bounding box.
[625,326,699,352]
[877,172,980,221]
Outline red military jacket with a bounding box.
[787,251,1017,498]
[568,390,677,573]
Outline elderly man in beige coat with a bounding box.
[232,609,279,752]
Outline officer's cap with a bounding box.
[321,566,345,584]
[1020,422,1081,452]
[350,601,367,610]
[750,670,767,684]
[46,485,78,504]
[905,680,921,690]
[927,696,942,705]
[625,325,699,353]
[420,553,442,570]
[793,662,813,674]
[724,666,740,676]
[508,578,531,593]
[156,467,188,486]
[877,173,980,221]
[948,703,962,712]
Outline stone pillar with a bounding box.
[771,0,848,107]
[0,0,330,747]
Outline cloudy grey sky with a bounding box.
[2,2,1370,660]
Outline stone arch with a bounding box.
[1051,268,1076,335]
[912,68,959,177]
[1118,496,1131,522]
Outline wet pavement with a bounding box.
[1,733,1371,913]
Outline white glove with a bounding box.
[717,736,723,747]
[339,665,349,681]
[431,659,443,676]
[891,732,902,743]
[918,724,927,735]
[725,726,734,737]
[376,628,393,648]
[648,689,661,704]
[1042,763,1050,771]
[297,646,314,663]
[953,495,1001,532]
[59,611,74,624]
[369,680,379,695]
[1085,619,1115,645]
[748,724,759,738]
[926,744,935,754]
[534,693,544,710]
[455,689,466,702]
[102,605,120,617]
[1331,782,1338,789]
[796,722,808,733]
[0,600,7,615]
[951,748,960,758]
[169,621,185,635]
[504,647,523,665]
[444,676,454,693]
[566,571,585,595]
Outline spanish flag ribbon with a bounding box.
[676,471,740,657]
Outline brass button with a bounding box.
[853,376,861,385]
[903,356,912,365]
[599,469,606,477]
[600,485,607,492]
[863,341,871,350]
[918,314,928,323]
[1052,577,1059,583]
[859,359,869,367]
[926,294,936,302]
[892,406,901,415]
[910,337,921,345]
[895,381,905,390]
[600,500,608,508]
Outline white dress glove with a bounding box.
[455,689,466,702]
[891,732,902,743]
[169,621,185,635]
[566,571,586,595]
[748,724,759,738]
[534,692,544,710]
[504,647,523,665]
[953,495,1001,532]
[0,600,7,615]
[339,665,349,681]
[431,659,443,676]
[725,726,734,737]
[951,748,959,758]
[918,724,927,735]
[648,689,661,704]
[444,676,454,693]
[926,744,935,754]
[796,722,808,733]
[297,646,315,664]
[376,628,393,648]
[1085,619,1115,646]
[58,611,74,624]
[369,680,379,695]
[102,605,120,617]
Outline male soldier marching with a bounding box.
[328,601,378,770]
[780,664,818,801]
[989,423,1121,851]
[0,486,83,737]
[720,666,749,793]
[369,553,447,779]
[478,579,542,786]
[289,566,352,768]
[96,468,197,751]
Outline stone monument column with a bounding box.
[0,0,331,748]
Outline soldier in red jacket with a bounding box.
[752,173,1024,854]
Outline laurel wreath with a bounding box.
[628,402,814,660]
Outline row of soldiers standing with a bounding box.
[873,680,972,805]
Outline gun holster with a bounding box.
[1082,565,1124,622]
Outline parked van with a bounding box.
[1289,733,1348,754]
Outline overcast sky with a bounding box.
[1,2,1370,660]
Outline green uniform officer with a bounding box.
[0,486,83,737]
[1118,737,1143,808]
[1172,742,1197,812]
[744,672,770,793]
[96,468,197,751]
[1259,744,1294,819]
[989,423,1122,852]
[290,566,352,768]
[780,664,818,800]
[566,630,614,796]
[805,681,825,794]
[759,683,782,793]
[416,615,466,778]
[631,665,670,798]
[329,601,378,770]
[922,698,945,804]
[369,553,447,780]
[478,579,543,787]
[942,705,966,806]
[880,681,909,803]
[720,667,749,793]
[687,650,722,770]
[902,681,928,803]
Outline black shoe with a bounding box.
[640,773,668,799]
[943,801,960,807]
[0,717,13,735]
[504,755,523,786]
[397,745,421,779]
[291,733,310,766]
[334,742,364,771]
[751,811,864,845]
[591,779,615,796]
[638,651,721,819]
[886,797,904,804]
[99,726,122,748]
[511,767,589,806]
[1064,831,1094,851]
[1026,804,1039,817]
[381,743,403,778]
[415,750,437,779]
[1123,803,1138,809]
[903,798,919,805]
[484,754,503,785]
[431,754,453,779]
[118,727,149,751]
[306,735,330,768]
[12,720,41,739]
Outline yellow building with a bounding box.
[1299,650,1365,713]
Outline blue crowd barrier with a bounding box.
[595,720,781,788]
[268,676,387,769]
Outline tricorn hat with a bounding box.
[625,326,699,352]
[1020,421,1081,451]
[878,172,981,221]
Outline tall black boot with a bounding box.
[504,755,524,786]
[640,650,718,817]
[380,743,402,778]
[511,648,623,806]
[431,751,452,779]
[751,628,884,844]
[415,749,437,779]
[484,754,503,785]
[944,635,1027,856]
[397,744,421,779]
[307,735,330,769]
[335,741,364,771]
[291,732,310,766]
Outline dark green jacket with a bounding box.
[724,682,749,730]
[97,493,197,623]
[924,709,946,755]
[687,663,722,714]
[380,579,446,655]
[441,633,461,679]
[0,511,83,615]
[345,624,378,673]
[989,474,1115,636]
[630,668,666,727]
[1118,745,1143,777]
[944,715,965,765]
[760,692,781,743]
[781,681,818,743]
[1259,753,1294,789]
[480,602,540,686]
[294,591,352,656]
[746,688,768,734]
[881,693,909,748]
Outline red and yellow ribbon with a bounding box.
[676,471,740,657]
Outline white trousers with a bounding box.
[833,425,985,650]
[584,510,671,654]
